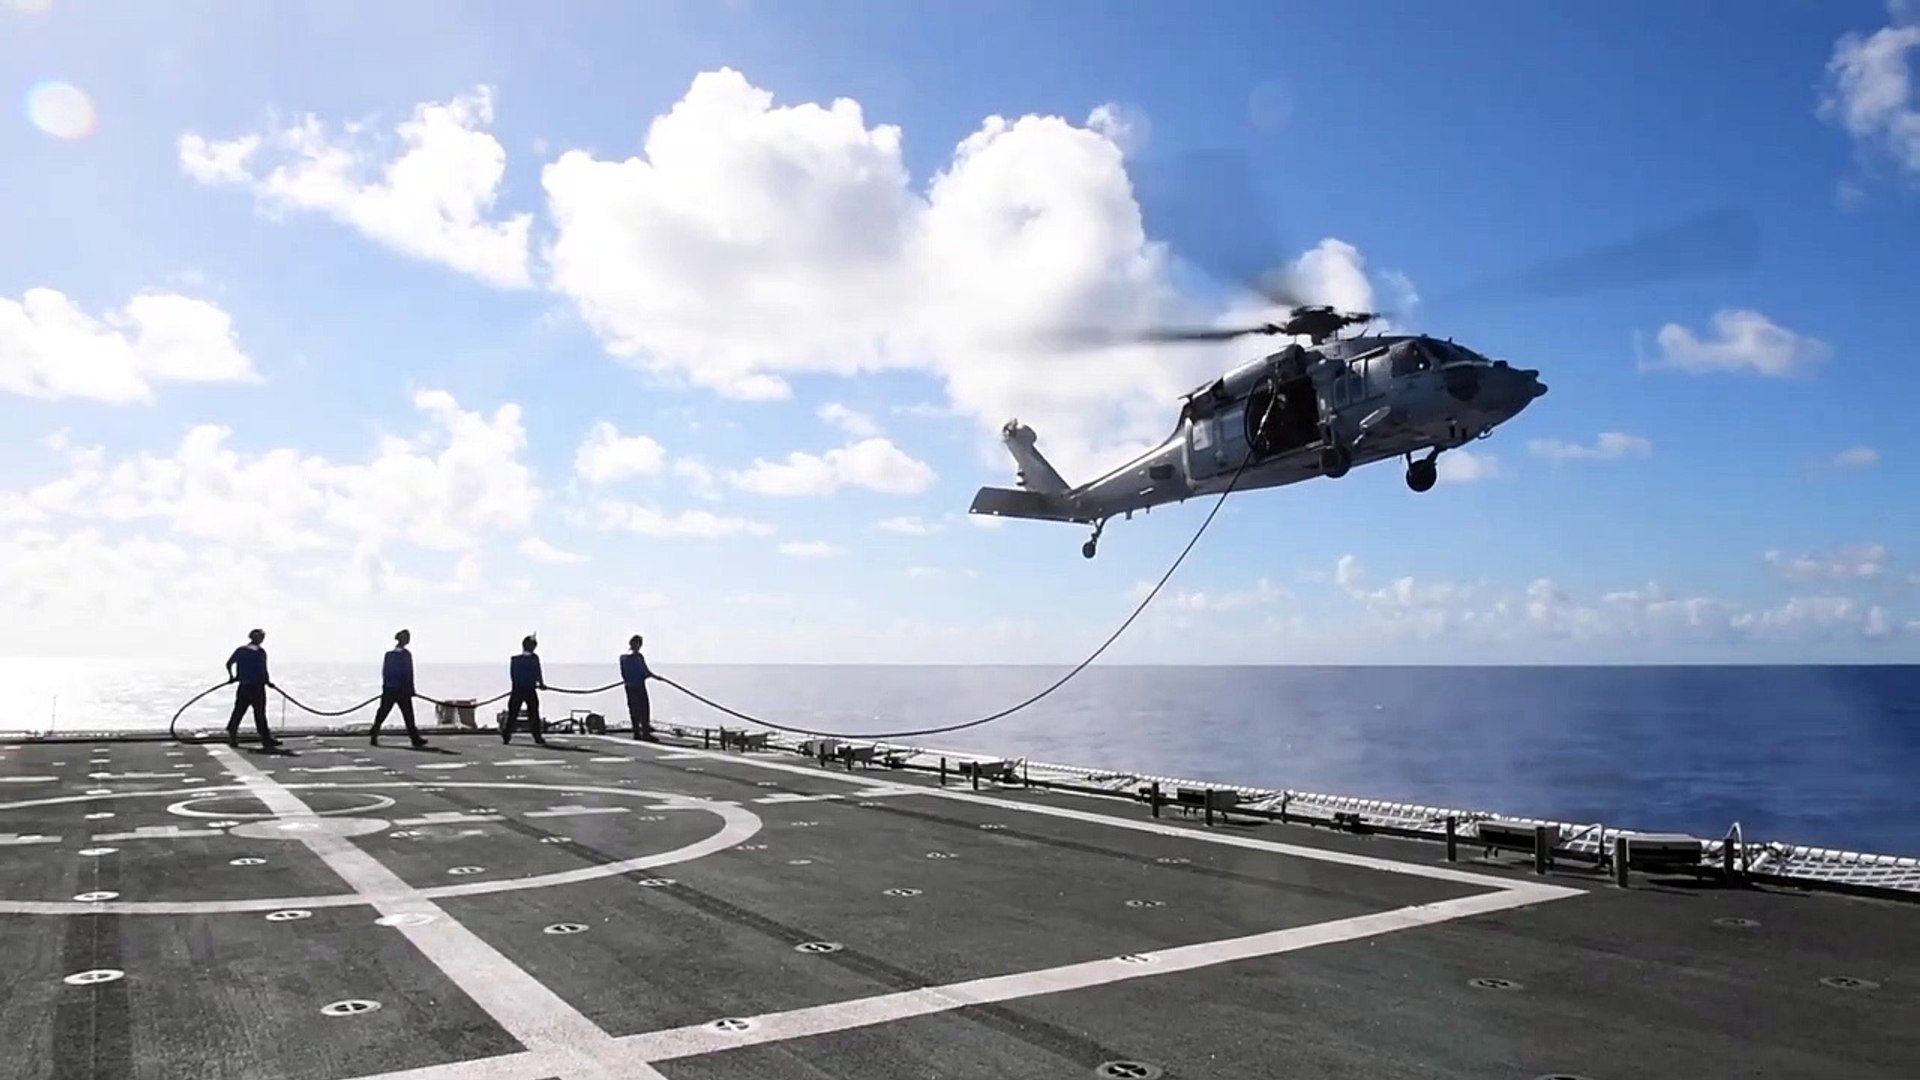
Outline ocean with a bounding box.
[3,660,1915,858]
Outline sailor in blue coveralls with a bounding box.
[502,635,548,745]
[621,634,656,741]
[370,628,428,747]
[224,628,281,749]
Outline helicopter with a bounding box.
[968,300,1546,559]
[965,142,1757,559]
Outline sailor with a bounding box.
[224,628,280,749]
[370,629,427,747]
[501,634,548,746]
[620,634,656,741]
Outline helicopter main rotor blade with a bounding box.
[1036,322,1280,352]
[1427,206,1762,309]
[1128,147,1309,308]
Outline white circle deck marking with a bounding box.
[230,857,265,867]
[320,999,380,1017]
[74,891,118,902]
[540,836,569,844]
[78,847,117,857]
[84,812,113,820]
[884,887,921,897]
[64,969,124,986]
[448,866,484,876]
[707,1017,754,1033]
[794,941,842,954]
[635,878,675,887]
[544,922,588,935]
[266,910,312,921]
[787,859,813,866]
[0,781,759,915]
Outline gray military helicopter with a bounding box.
[969,300,1546,559]
[966,151,1756,559]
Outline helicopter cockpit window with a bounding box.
[1390,345,1433,379]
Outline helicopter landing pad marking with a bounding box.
[0,777,759,915]
[207,747,674,1079]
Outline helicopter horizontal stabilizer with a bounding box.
[969,486,1098,526]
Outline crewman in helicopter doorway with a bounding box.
[501,634,548,746]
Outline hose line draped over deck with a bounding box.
[169,452,1256,743]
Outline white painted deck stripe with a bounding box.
[209,747,669,1080]
[620,884,1575,1062]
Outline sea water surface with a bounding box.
[3,660,1915,858]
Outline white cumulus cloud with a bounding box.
[2,288,259,404]
[574,421,667,484]
[1819,4,1920,184]
[179,87,532,288]
[1644,309,1831,377]
[728,437,936,496]
[778,540,842,558]
[519,537,586,564]
[818,403,881,437]
[594,501,774,538]
[1528,432,1653,462]
[1764,544,1887,581]
[1,388,536,554]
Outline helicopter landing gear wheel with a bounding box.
[1406,456,1438,493]
[1083,520,1105,560]
[1320,444,1352,479]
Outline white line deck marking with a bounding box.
[0,833,60,845]
[525,805,629,819]
[0,777,57,784]
[752,793,844,804]
[93,825,225,841]
[498,758,566,767]
[620,884,1574,1063]
[392,812,504,826]
[209,746,670,1080]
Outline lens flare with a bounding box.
[4,0,57,15]
[26,80,96,140]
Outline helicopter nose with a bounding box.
[1521,368,1547,398]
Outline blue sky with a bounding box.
[2,0,1917,664]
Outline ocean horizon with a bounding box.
[3,660,1915,860]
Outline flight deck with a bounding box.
[1,730,1914,1080]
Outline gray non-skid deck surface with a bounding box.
[1,736,1914,1080]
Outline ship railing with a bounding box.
[688,730,1919,902]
